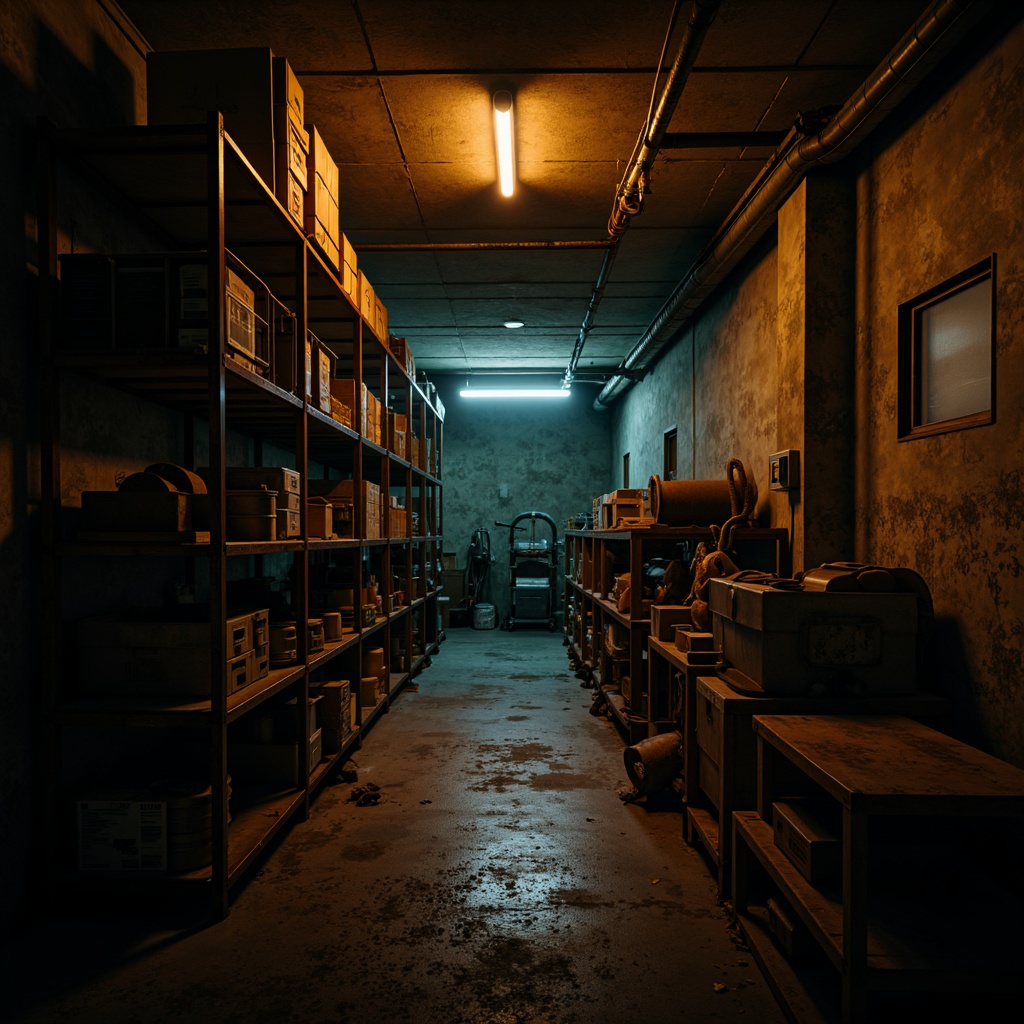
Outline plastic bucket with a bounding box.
[472,603,497,630]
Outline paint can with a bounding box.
[472,603,496,630]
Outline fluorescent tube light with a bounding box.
[493,91,515,198]
[460,387,570,399]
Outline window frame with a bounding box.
[897,254,996,441]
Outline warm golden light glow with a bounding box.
[493,91,515,197]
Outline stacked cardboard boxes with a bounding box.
[305,331,335,415]
[274,60,308,226]
[388,496,408,537]
[388,336,416,379]
[147,48,302,210]
[337,234,356,305]
[330,379,381,444]
[304,126,341,271]
[311,679,353,754]
[76,606,270,697]
[309,479,381,539]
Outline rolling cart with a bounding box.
[496,511,558,631]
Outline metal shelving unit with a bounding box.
[37,115,444,919]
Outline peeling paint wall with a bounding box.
[435,377,612,626]
[612,13,1024,766]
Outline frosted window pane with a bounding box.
[918,279,991,424]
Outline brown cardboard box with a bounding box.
[442,568,466,607]
[340,233,357,301]
[147,48,280,190]
[358,270,374,324]
[273,56,304,130]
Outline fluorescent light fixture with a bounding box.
[493,90,515,197]
[502,319,525,329]
[460,387,570,399]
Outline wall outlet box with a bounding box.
[769,450,799,491]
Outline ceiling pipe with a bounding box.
[660,130,789,148]
[594,0,995,409]
[563,0,722,390]
[607,0,723,239]
[355,239,615,252]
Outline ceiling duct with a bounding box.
[594,0,995,409]
[564,0,722,389]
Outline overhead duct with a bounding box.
[594,0,995,409]
[564,0,722,388]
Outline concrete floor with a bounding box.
[5,628,787,1024]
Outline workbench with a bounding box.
[732,714,1024,1023]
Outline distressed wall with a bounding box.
[0,0,149,937]
[854,12,1024,762]
[613,236,778,525]
[434,376,612,626]
[611,12,1024,766]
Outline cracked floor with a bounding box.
[5,628,786,1024]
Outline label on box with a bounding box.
[77,798,166,871]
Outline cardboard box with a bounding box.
[147,48,279,190]
[77,609,267,697]
[201,466,300,497]
[308,478,381,539]
[651,604,691,641]
[79,491,193,535]
[772,800,841,886]
[708,577,919,694]
[388,335,415,378]
[311,679,352,753]
[374,296,388,342]
[340,233,357,301]
[77,792,167,871]
[307,496,333,538]
[358,270,374,324]
[442,568,466,607]
[273,56,304,131]
[229,727,323,787]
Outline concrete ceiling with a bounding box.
[117,0,932,386]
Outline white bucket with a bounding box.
[472,603,497,630]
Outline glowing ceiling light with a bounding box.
[460,387,570,399]
[493,90,515,198]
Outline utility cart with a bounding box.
[497,511,559,631]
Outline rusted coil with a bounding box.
[648,475,732,526]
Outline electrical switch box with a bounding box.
[769,450,800,491]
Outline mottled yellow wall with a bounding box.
[612,12,1024,766]
[854,13,1024,762]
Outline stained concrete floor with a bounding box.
[5,628,787,1024]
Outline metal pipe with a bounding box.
[608,0,723,239]
[564,0,720,389]
[354,239,615,252]
[659,130,788,148]
[563,240,620,388]
[594,0,994,409]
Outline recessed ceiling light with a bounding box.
[503,319,525,329]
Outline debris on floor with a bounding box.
[349,782,382,806]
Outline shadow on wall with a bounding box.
[928,616,985,748]
[0,11,143,937]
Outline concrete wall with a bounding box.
[612,11,1024,766]
[1,0,150,937]
[853,12,1024,761]
[434,375,612,627]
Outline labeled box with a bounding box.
[708,577,919,694]
[77,792,167,871]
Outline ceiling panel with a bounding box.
[119,0,938,383]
